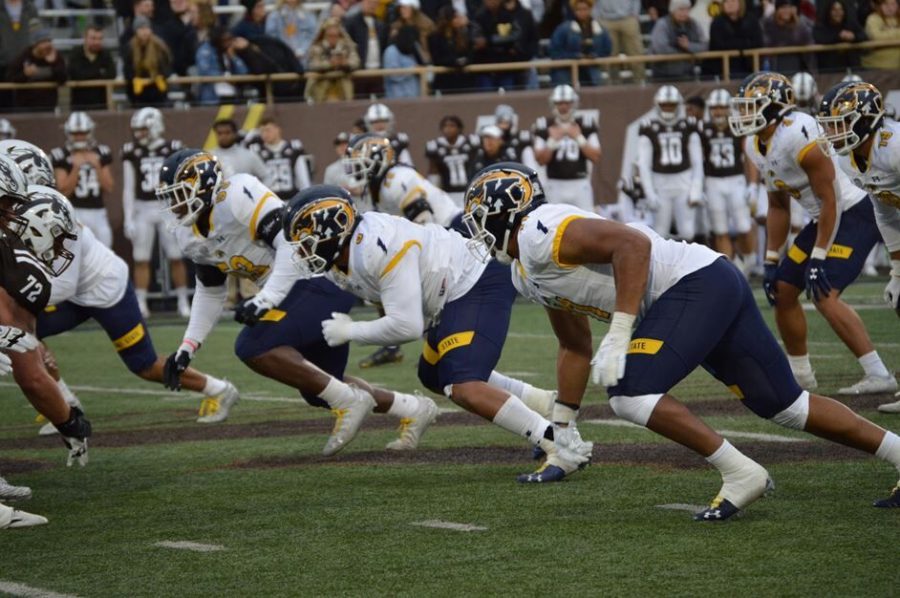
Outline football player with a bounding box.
[157,149,438,455]
[50,112,114,247]
[733,72,896,396]
[493,104,535,166]
[637,85,704,241]
[699,89,755,267]
[122,107,191,319]
[282,185,583,482]
[363,103,413,166]
[244,116,312,200]
[818,80,900,412]
[532,85,601,212]
[463,161,900,516]
[792,72,819,115]
[469,126,518,175]
[424,115,478,207]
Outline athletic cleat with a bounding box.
[694,470,773,522]
[877,396,900,413]
[386,395,438,450]
[793,369,818,391]
[517,463,568,483]
[0,476,31,502]
[37,422,58,436]
[197,381,239,424]
[358,345,403,369]
[323,386,376,456]
[518,425,592,483]
[873,485,900,508]
[0,502,47,529]
[837,374,898,396]
[693,497,743,521]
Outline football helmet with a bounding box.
[282,185,360,275]
[0,154,30,232]
[495,104,518,131]
[0,119,15,141]
[343,133,396,186]
[363,103,395,133]
[131,107,165,146]
[707,88,732,128]
[654,85,683,124]
[156,149,223,227]
[816,81,884,156]
[791,72,818,107]
[841,73,863,84]
[729,72,795,137]
[0,140,55,187]
[463,161,545,265]
[550,85,579,122]
[64,112,96,151]
[12,185,78,276]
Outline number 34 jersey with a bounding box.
[121,139,184,202]
[49,144,114,209]
[697,120,743,178]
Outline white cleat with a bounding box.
[0,502,47,529]
[793,369,818,391]
[0,476,31,502]
[178,301,191,319]
[695,464,773,522]
[837,374,898,396]
[517,425,593,483]
[877,395,900,413]
[323,386,376,457]
[197,381,240,424]
[386,395,439,451]
[38,422,58,436]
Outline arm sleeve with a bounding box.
[182,271,227,346]
[347,249,425,345]
[688,131,704,199]
[636,135,657,199]
[122,159,135,223]
[254,236,299,307]
[872,197,900,252]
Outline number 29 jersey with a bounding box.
[121,139,183,202]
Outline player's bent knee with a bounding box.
[609,393,663,426]
[770,390,809,430]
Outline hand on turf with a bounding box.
[234,295,274,326]
[62,436,89,467]
[0,326,38,353]
[763,262,779,306]
[322,312,354,347]
[805,258,832,303]
[163,341,197,391]
[54,406,91,467]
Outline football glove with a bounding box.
[763,262,779,306]
[805,252,832,303]
[322,312,354,347]
[590,312,635,387]
[644,194,661,212]
[885,261,900,313]
[55,406,91,467]
[234,295,274,326]
[0,352,11,376]
[0,326,38,353]
[163,340,198,391]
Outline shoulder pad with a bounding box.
[170,139,183,150]
[122,141,135,154]
[290,139,304,152]
[534,116,547,130]
[425,139,437,153]
[396,132,409,144]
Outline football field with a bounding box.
[1,280,898,597]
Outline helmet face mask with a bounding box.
[0,139,55,187]
[13,185,78,276]
[283,187,358,276]
[654,85,683,124]
[131,108,164,146]
[342,134,395,187]
[550,85,579,122]
[0,154,30,234]
[707,89,732,128]
[64,112,96,151]
[816,82,884,156]
[729,72,795,137]
[156,150,222,227]
[364,103,395,134]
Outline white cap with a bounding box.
[397,0,420,7]
[480,125,503,139]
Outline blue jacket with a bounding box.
[196,40,249,104]
[549,19,612,60]
[382,45,419,98]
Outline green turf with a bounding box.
[1,279,898,597]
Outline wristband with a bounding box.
[609,311,636,334]
[810,247,828,261]
[765,250,780,263]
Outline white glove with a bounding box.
[0,352,11,376]
[0,326,38,353]
[590,312,636,387]
[688,195,705,208]
[321,312,355,347]
[123,219,137,241]
[884,261,900,309]
[644,194,661,212]
[744,183,759,207]
[63,437,88,467]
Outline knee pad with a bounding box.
[770,390,809,430]
[608,393,663,426]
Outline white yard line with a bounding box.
[582,419,642,428]
[0,381,307,405]
[410,520,488,532]
[153,540,225,552]
[655,504,707,513]
[0,581,81,598]
[584,419,800,442]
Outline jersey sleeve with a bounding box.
[225,174,285,241]
[424,139,438,161]
[98,145,114,166]
[786,115,821,164]
[50,147,70,172]
[0,238,52,315]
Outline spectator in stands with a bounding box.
[761,0,815,73]
[383,24,423,97]
[813,0,866,71]
[428,5,475,93]
[266,0,318,60]
[862,0,900,69]
[707,0,764,77]
[119,0,158,50]
[0,0,38,102]
[156,0,198,75]
[306,16,360,102]
[471,0,538,90]
[648,0,707,79]
[594,0,645,81]
[390,0,435,63]
[233,0,268,40]
[7,29,66,112]
[196,28,250,104]
[68,24,116,110]
[343,0,388,95]
[644,0,668,21]
[549,0,612,86]
[124,15,172,106]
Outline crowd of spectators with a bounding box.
[1,0,899,111]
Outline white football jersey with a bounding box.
[49,224,129,308]
[836,120,900,251]
[511,203,720,321]
[173,173,282,284]
[745,111,866,218]
[326,211,485,326]
[373,165,461,227]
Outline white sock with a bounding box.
[875,431,900,473]
[136,288,148,303]
[488,371,527,399]
[705,439,755,476]
[175,286,189,304]
[787,354,813,375]
[202,376,228,396]
[318,378,360,409]
[387,392,419,419]
[57,379,81,408]
[858,351,890,378]
[493,395,551,446]
[551,401,578,426]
